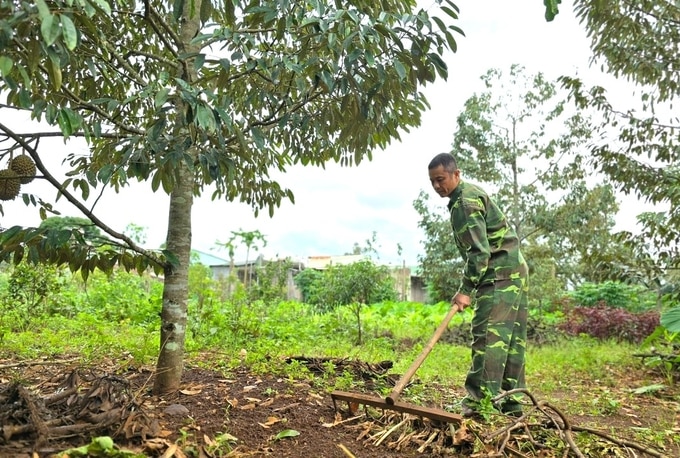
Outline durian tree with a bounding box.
[0,0,461,393]
[548,0,680,286]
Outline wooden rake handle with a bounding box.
[385,305,459,405]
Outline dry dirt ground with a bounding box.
[1,355,679,458]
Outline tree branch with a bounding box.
[148,6,182,53]
[0,122,164,269]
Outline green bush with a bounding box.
[250,259,293,303]
[77,270,162,324]
[567,281,656,312]
[0,262,66,332]
[293,268,323,304]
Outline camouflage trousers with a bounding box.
[463,272,528,412]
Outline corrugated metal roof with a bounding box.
[191,250,230,266]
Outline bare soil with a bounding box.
[1,355,679,458]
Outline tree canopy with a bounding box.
[451,65,621,288]
[553,0,680,283]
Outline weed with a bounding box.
[332,370,358,391]
[262,387,278,397]
[204,432,239,457]
[176,426,194,449]
[321,360,337,380]
[641,326,680,385]
[589,389,621,416]
[476,391,498,422]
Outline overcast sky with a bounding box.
[0,1,660,266]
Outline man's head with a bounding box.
[428,153,460,197]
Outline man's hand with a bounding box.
[451,292,472,312]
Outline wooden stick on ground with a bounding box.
[0,359,78,370]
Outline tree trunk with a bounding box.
[153,162,194,395]
[152,0,202,395]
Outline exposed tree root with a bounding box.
[0,358,79,370]
[0,367,158,451]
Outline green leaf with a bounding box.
[393,60,406,80]
[0,56,13,77]
[59,436,138,457]
[173,0,185,21]
[40,14,61,46]
[193,53,206,71]
[60,14,78,50]
[47,56,62,91]
[154,88,170,109]
[543,0,561,22]
[661,307,680,332]
[57,108,73,137]
[273,429,300,441]
[196,104,216,131]
[0,226,23,245]
[200,0,212,23]
[151,170,161,192]
[90,0,112,15]
[630,384,666,395]
[440,6,459,20]
[162,249,180,270]
[251,127,265,149]
[34,0,51,20]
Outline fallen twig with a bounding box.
[18,386,49,446]
[0,359,78,370]
[572,424,668,458]
[272,402,300,412]
[336,443,356,458]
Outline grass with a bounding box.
[1,314,158,364]
[0,300,652,387]
[2,295,678,456]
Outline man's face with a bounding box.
[429,165,460,197]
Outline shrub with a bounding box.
[0,262,66,332]
[250,259,293,303]
[568,281,656,312]
[559,305,659,343]
[293,268,323,304]
[75,270,162,325]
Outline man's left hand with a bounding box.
[452,292,471,312]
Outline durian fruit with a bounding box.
[9,154,36,184]
[0,168,21,201]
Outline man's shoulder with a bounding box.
[460,181,490,198]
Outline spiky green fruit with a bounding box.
[9,155,36,184]
[0,168,21,200]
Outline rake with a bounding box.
[330,305,463,423]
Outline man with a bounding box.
[427,152,528,418]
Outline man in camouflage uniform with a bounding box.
[427,152,528,418]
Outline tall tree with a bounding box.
[450,65,621,287]
[553,0,680,285]
[413,189,463,303]
[0,0,461,393]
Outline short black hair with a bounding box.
[428,153,457,173]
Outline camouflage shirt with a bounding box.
[447,181,527,295]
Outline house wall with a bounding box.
[410,276,429,303]
[206,256,428,304]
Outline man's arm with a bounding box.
[455,196,491,296]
